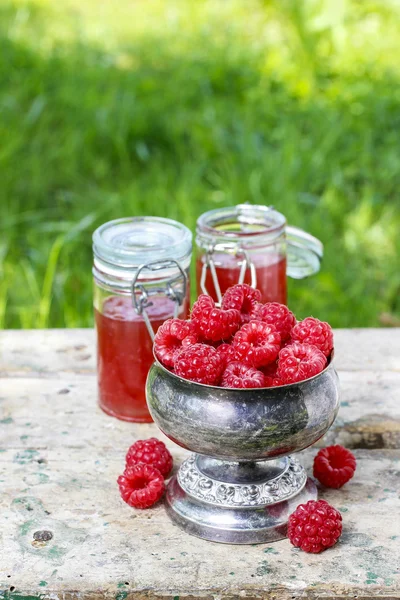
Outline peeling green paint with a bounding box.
[0,417,13,425]
[255,560,271,576]
[366,571,378,580]
[13,450,40,465]
[1,594,43,600]
[263,547,279,554]
[38,582,47,588]
[115,591,128,600]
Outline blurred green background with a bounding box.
[1,0,400,329]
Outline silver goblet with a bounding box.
[146,358,339,544]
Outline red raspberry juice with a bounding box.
[196,253,287,305]
[96,295,188,422]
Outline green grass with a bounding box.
[1,0,400,329]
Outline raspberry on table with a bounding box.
[277,342,327,384]
[313,445,356,488]
[126,437,173,477]
[291,317,333,357]
[288,499,342,553]
[191,295,241,342]
[174,343,224,385]
[154,319,197,367]
[256,302,296,341]
[221,362,265,388]
[232,320,281,368]
[221,284,261,324]
[117,463,165,509]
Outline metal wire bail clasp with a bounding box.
[131,259,187,341]
[200,244,257,304]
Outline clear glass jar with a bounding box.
[196,204,323,304]
[93,217,192,422]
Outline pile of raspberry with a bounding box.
[154,284,333,388]
[117,437,173,509]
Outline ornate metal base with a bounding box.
[165,454,317,544]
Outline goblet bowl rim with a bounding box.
[151,350,335,393]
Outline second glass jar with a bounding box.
[195,204,323,305]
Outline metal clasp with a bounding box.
[131,259,187,341]
[200,244,257,304]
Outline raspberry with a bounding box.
[221,284,261,324]
[216,343,236,366]
[221,362,265,388]
[117,464,165,509]
[287,499,342,553]
[256,302,296,341]
[264,375,283,387]
[126,437,173,477]
[291,317,333,357]
[313,445,356,488]
[154,319,197,367]
[232,321,281,367]
[191,295,241,342]
[260,360,282,387]
[260,360,278,377]
[175,343,224,385]
[277,342,327,384]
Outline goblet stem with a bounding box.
[195,455,288,484]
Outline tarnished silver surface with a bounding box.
[146,358,340,544]
[165,476,318,544]
[147,359,339,460]
[178,455,306,507]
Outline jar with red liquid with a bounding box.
[196,204,323,305]
[93,217,192,422]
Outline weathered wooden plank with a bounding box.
[1,328,400,377]
[1,371,399,451]
[0,329,96,377]
[1,328,400,599]
[0,447,399,598]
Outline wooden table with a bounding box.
[1,329,400,599]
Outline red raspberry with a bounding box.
[221,362,265,388]
[126,437,173,477]
[221,284,261,324]
[191,295,241,342]
[175,343,224,385]
[291,317,333,357]
[232,321,281,367]
[216,343,236,366]
[154,319,197,367]
[313,445,356,488]
[288,499,342,553]
[264,375,283,387]
[117,464,165,509]
[260,360,282,387]
[260,360,278,377]
[256,302,296,341]
[277,342,327,384]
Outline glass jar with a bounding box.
[196,204,323,304]
[93,217,192,422]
